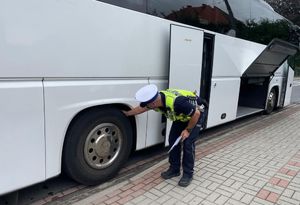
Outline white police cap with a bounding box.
[135,84,158,107]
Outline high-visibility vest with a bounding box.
[155,89,198,122]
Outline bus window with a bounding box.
[147,0,218,30]
[97,0,146,13]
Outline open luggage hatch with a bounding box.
[243,39,298,77]
[237,39,299,118]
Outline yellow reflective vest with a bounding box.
[155,89,198,122]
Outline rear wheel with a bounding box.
[265,88,277,114]
[62,108,133,185]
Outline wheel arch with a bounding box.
[264,86,279,114]
[61,103,137,169]
[267,85,279,108]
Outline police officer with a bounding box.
[123,84,207,187]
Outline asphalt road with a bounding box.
[1,82,300,205]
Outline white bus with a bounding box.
[0,0,298,197]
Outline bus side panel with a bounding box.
[206,78,240,128]
[0,0,169,79]
[43,79,148,179]
[0,80,45,195]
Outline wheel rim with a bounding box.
[84,123,122,169]
[267,91,275,111]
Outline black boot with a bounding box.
[178,174,193,187]
[161,168,180,179]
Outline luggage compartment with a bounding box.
[236,39,298,118]
[237,77,269,118]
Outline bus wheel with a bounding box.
[62,108,133,185]
[265,88,277,114]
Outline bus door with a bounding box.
[166,24,204,146]
[283,66,294,106]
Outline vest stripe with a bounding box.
[155,89,197,122]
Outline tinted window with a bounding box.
[147,0,221,31]
[213,0,292,45]
[146,0,296,45]
[96,1,298,46]
[97,0,146,13]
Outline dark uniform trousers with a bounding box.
[168,109,207,178]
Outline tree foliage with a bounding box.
[236,19,290,45]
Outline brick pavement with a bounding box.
[51,104,300,205]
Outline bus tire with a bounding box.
[62,108,133,185]
[265,88,277,114]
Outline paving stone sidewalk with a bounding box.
[60,105,300,205]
